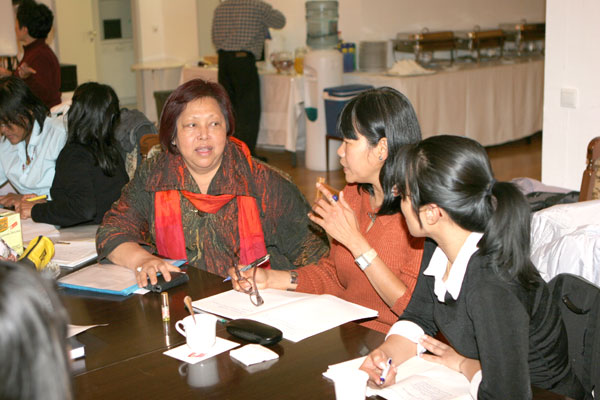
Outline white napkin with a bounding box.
[229,344,279,366]
[163,337,239,364]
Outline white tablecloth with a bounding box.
[343,58,544,146]
[531,200,600,287]
[180,66,305,152]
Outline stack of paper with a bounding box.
[58,263,138,296]
[192,289,378,342]
[53,240,97,268]
[324,356,472,400]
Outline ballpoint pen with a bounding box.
[222,254,270,282]
[379,357,392,384]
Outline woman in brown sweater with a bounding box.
[229,87,424,333]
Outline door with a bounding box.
[54,0,98,84]
[95,0,137,105]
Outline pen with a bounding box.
[222,253,270,282]
[379,358,392,384]
[26,195,47,202]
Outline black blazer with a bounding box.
[399,239,586,399]
[31,143,128,227]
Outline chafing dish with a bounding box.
[393,29,456,66]
[455,28,505,62]
[499,21,545,55]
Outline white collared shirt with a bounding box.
[0,115,67,198]
[387,232,484,398]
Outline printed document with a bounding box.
[53,240,97,268]
[192,289,378,342]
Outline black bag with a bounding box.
[526,191,579,211]
[548,274,600,395]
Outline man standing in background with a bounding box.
[212,0,285,161]
[0,0,61,109]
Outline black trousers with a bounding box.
[218,50,261,154]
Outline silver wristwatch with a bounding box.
[354,248,378,271]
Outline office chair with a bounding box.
[548,273,600,396]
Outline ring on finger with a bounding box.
[136,266,143,273]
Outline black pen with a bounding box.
[222,254,270,282]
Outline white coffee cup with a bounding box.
[175,314,217,354]
[332,368,368,400]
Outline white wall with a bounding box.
[542,0,600,190]
[133,0,198,63]
[197,0,220,58]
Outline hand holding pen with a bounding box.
[223,254,270,282]
[359,349,396,388]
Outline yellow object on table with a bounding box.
[0,210,23,255]
[19,236,55,270]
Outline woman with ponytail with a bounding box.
[16,82,129,226]
[361,135,587,399]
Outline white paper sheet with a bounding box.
[192,289,378,342]
[163,337,239,364]
[324,356,473,400]
[53,240,97,268]
[20,218,60,242]
[67,323,108,338]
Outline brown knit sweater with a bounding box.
[296,184,424,333]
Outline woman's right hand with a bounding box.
[227,267,296,292]
[227,265,269,292]
[360,347,397,388]
[134,255,181,288]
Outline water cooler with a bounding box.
[304,1,343,171]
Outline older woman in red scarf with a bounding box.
[96,79,329,287]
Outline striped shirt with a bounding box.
[212,0,286,59]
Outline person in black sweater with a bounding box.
[360,135,588,399]
[17,82,128,227]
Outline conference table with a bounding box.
[61,267,571,399]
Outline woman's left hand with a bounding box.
[0,193,25,208]
[418,335,481,379]
[308,184,360,249]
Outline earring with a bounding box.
[171,140,176,146]
[379,154,383,161]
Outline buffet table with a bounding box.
[181,66,305,153]
[343,57,544,146]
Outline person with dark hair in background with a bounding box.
[15,82,129,226]
[212,0,285,160]
[0,76,67,208]
[0,0,61,108]
[229,87,424,333]
[0,260,72,400]
[360,135,588,399]
[97,79,328,285]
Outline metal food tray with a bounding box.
[499,22,545,54]
[393,30,456,65]
[455,29,505,61]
